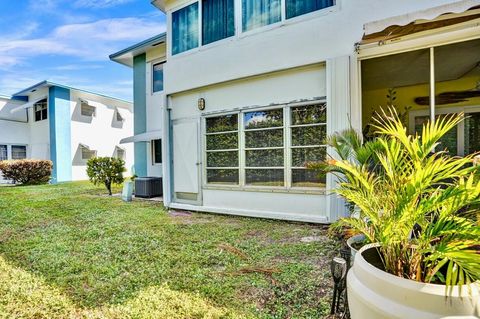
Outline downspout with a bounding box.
[429,47,436,125]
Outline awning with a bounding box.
[116,107,130,120]
[364,0,480,36]
[10,95,47,114]
[120,130,162,144]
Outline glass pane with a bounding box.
[153,63,164,92]
[11,146,26,160]
[207,151,238,167]
[291,125,326,146]
[0,145,7,161]
[291,103,326,125]
[244,108,283,129]
[292,147,326,167]
[464,112,480,155]
[207,169,239,184]
[206,114,238,133]
[292,169,326,188]
[286,0,334,19]
[246,149,283,167]
[172,2,199,55]
[207,133,238,150]
[414,115,458,155]
[242,0,281,32]
[246,169,284,186]
[153,139,162,163]
[245,128,283,148]
[202,0,235,45]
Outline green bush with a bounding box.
[0,160,52,185]
[86,157,125,195]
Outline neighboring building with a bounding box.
[0,81,133,183]
[111,0,480,223]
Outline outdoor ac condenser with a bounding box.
[134,177,163,198]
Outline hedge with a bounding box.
[0,160,52,185]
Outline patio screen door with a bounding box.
[172,119,202,205]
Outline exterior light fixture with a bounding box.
[198,98,205,111]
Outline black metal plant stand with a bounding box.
[330,246,351,318]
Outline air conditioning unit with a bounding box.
[135,177,163,198]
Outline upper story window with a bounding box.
[152,63,164,92]
[81,102,96,117]
[202,0,235,45]
[242,0,281,32]
[34,99,48,122]
[172,2,199,55]
[285,0,334,19]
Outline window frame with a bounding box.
[152,61,165,94]
[80,102,96,117]
[115,146,126,160]
[81,146,97,160]
[0,145,8,161]
[168,0,337,57]
[202,100,326,192]
[11,145,27,160]
[152,139,163,165]
[34,99,48,122]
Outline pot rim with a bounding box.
[356,243,480,293]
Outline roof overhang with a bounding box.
[120,130,162,144]
[109,33,166,67]
[10,95,48,114]
[151,0,166,13]
[362,0,480,45]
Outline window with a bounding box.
[242,0,281,32]
[0,145,7,161]
[116,110,124,122]
[81,147,96,160]
[244,108,284,186]
[205,114,239,184]
[11,145,27,160]
[152,139,163,164]
[290,103,327,187]
[34,99,48,122]
[204,102,327,189]
[152,63,164,93]
[202,0,235,45]
[172,2,199,55]
[116,147,126,160]
[81,102,96,117]
[286,0,334,19]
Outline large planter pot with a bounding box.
[348,244,480,319]
[346,234,365,262]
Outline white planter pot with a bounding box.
[348,244,480,319]
[346,234,365,261]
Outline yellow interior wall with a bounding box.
[362,75,480,130]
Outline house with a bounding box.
[0,81,134,183]
[111,0,480,223]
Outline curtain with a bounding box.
[286,0,334,19]
[202,0,235,45]
[242,0,281,32]
[172,2,199,55]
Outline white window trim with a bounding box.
[80,102,96,118]
[202,100,327,193]
[151,139,163,165]
[152,60,166,95]
[168,0,338,57]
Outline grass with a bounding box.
[0,181,338,318]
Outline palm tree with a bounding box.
[329,108,480,286]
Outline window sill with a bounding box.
[203,185,326,195]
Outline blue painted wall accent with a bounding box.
[49,86,72,183]
[133,53,148,177]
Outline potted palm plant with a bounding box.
[328,108,480,318]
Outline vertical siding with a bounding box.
[133,53,148,177]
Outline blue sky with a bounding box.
[0,0,166,101]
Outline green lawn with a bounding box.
[0,182,337,319]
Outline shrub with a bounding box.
[0,160,52,185]
[86,157,125,195]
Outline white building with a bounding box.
[0,81,134,183]
[111,0,480,223]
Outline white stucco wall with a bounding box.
[70,90,134,181]
[145,48,166,177]
[0,98,29,147]
[27,89,51,160]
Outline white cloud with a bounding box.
[0,17,165,68]
[74,0,134,8]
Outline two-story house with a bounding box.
[0,81,134,183]
[111,0,480,222]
